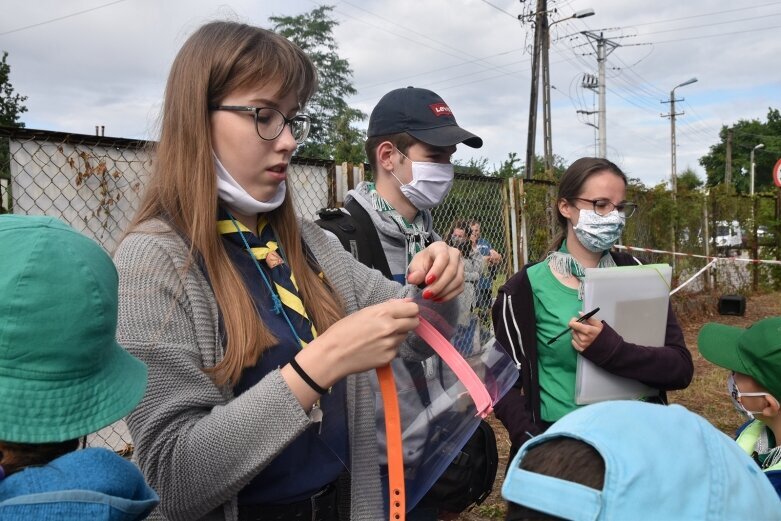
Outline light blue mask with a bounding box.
[572,209,625,252]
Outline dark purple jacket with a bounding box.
[491,251,693,448]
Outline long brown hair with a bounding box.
[547,157,627,255]
[130,21,344,386]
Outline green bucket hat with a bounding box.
[698,317,781,400]
[0,215,147,443]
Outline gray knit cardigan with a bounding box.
[114,218,426,521]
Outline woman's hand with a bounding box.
[315,299,420,382]
[407,241,464,302]
[569,313,603,352]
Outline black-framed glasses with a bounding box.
[209,105,311,144]
[570,197,638,218]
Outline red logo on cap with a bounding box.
[429,103,452,117]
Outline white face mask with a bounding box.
[728,373,773,420]
[213,153,286,215]
[391,148,454,211]
[572,209,625,252]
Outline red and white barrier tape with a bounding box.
[614,244,781,266]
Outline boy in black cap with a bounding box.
[698,316,781,497]
[318,87,486,520]
[330,86,482,284]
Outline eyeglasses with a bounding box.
[570,197,638,218]
[209,105,311,144]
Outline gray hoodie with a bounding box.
[344,182,440,283]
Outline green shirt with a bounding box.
[528,261,582,422]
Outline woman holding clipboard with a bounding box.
[491,157,693,457]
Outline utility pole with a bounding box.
[661,78,697,198]
[541,9,552,177]
[666,96,682,194]
[541,9,594,177]
[581,32,619,158]
[725,128,733,189]
[523,0,546,180]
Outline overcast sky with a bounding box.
[2,0,779,186]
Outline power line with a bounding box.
[638,11,781,36]
[355,48,523,91]
[477,0,518,19]
[648,24,780,44]
[0,0,130,37]
[327,1,521,85]
[620,1,781,28]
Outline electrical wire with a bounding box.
[0,0,130,37]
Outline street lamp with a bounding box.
[668,77,698,194]
[750,143,765,196]
[523,7,595,179]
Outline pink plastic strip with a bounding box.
[414,318,493,418]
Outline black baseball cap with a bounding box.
[367,86,483,148]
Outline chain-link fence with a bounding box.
[432,172,513,341]
[4,125,780,455]
[0,126,336,455]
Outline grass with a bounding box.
[458,291,781,521]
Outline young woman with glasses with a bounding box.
[491,157,693,463]
[114,21,463,521]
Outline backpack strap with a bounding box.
[316,200,392,279]
[343,198,393,279]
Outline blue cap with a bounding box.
[502,401,781,520]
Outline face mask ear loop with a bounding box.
[388,147,408,187]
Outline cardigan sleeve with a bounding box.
[115,230,314,521]
[579,300,693,390]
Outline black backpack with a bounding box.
[316,200,499,513]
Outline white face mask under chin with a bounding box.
[213,153,286,215]
[391,149,454,211]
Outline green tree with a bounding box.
[677,166,704,192]
[492,152,522,179]
[270,6,366,163]
[0,51,27,128]
[1,51,27,213]
[453,156,490,176]
[700,108,781,193]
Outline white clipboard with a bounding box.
[574,264,672,405]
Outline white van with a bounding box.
[714,220,744,256]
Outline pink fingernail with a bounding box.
[425,274,437,285]
[422,289,434,300]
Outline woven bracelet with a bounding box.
[289,357,328,395]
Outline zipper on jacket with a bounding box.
[506,294,536,424]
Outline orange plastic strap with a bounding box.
[415,317,493,418]
[377,364,405,521]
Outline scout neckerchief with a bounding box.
[217,209,317,348]
[367,182,431,267]
[545,239,616,300]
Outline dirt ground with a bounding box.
[457,291,781,521]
